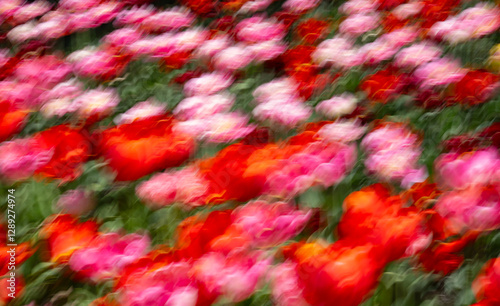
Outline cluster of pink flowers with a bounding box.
[252,78,312,128]
[435,148,500,232]
[362,123,428,188]
[429,3,500,44]
[69,232,150,282]
[316,93,359,118]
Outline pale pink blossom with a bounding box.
[247,40,287,62]
[380,26,418,48]
[120,261,198,306]
[339,0,378,14]
[253,78,300,104]
[0,138,53,182]
[317,120,367,143]
[413,58,467,88]
[14,55,72,87]
[238,0,273,13]
[136,167,209,207]
[172,28,209,52]
[0,0,21,19]
[103,28,144,49]
[7,21,39,43]
[69,233,150,281]
[391,2,423,20]
[236,17,286,43]
[174,93,235,120]
[362,124,427,188]
[183,72,234,96]
[231,201,311,247]
[358,39,399,65]
[312,37,363,68]
[193,252,271,303]
[114,5,156,26]
[0,80,39,107]
[435,148,500,190]
[58,0,100,11]
[282,0,320,13]
[436,184,500,232]
[36,14,72,40]
[175,113,256,143]
[429,4,500,43]
[114,100,166,125]
[253,100,312,128]
[194,35,232,59]
[72,49,129,80]
[270,262,309,306]
[316,94,358,118]
[71,88,120,119]
[213,44,255,71]
[11,0,51,25]
[56,189,96,216]
[395,42,442,68]
[339,13,380,37]
[141,7,195,32]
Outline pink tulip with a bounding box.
[269,262,308,306]
[435,148,500,190]
[183,72,234,96]
[236,17,286,43]
[339,13,380,37]
[282,0,320,13]
[231,200,311,247]
[193,251,271,302]
[174,93,234,120]
[114,100,166,125]
[69,233,150,281]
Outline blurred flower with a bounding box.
[312,37,363,68]
[96,115,195,181]
[339,0,378,14]
[247,40,287,62]
[362,123,427,188]
[473,257,500,305]
[413,58,467,88]
[40,214,99,263]
[0,100,29,142]
[339,13,380,37]
[72,49,131,81]
[269,262,309,306]
[212,44,255,71]
[238,0,273,13]
[183,72,234,96]
[436,184,500,232]
[453,70,500,105]
[193,251,271,302]
[33,124,92,182]
[295,18,329,45]
[283,241,384,306]
[395,42,442,69]
[102,28,144,50]
[114,100,167,125]
[282,0,319,14]
[0,138,52,182]
[360,67,409,102]
[316,94,358,118]
[10,0,51,25]
[55,189,96,216]
[140,7,195,32]
[338,184,430,261]
[114,5,156,27]
[317,120,366,143]
[69,233,150,282]
[236,17,286,43]
[435,148,500,190]
[137,166,209,207]
[253,100,312,127]
[194,35,231,59]
[14,55,72,88]
[71,88,120,123]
